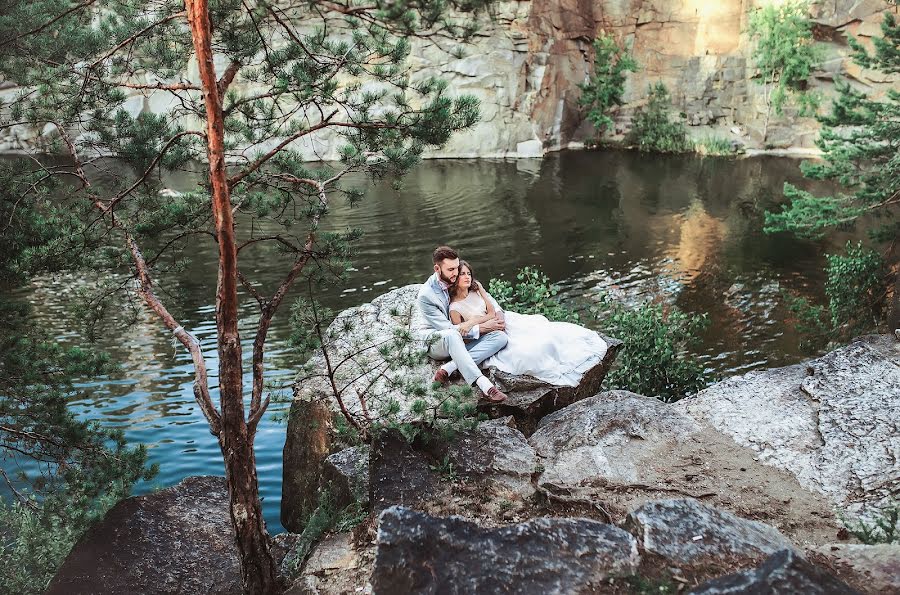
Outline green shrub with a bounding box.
[598,300,711,402]
[695,135,736,156]
[825,242,885,332]
[578,33,639,137]
[489,267,576,322]
[626,83,692,153]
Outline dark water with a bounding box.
[2,150,852,533]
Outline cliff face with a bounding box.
[431,0,895,157]
[0,1,895,158]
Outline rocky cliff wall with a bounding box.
[1,1,895,157]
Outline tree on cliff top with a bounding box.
[765,3,900,333]
[0,1,492,591]
[747,0,822,143]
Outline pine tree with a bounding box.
[765,3,899,331]
[0,1,492,591]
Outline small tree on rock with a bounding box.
[578,32,638,141]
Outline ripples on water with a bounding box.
[2,151,853,533]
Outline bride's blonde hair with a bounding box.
[450,260,475,299]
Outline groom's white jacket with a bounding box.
[416,273,504,342]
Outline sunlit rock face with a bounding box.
[0,1,895,156]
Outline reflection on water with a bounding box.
[1,150,852,533]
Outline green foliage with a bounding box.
[626,83,692,153]
[747,0,822,130]
[825,242,885,331]
[0,298,155,594]
[695,135,737,156]
[779,242,885,353]
[578,33,638,136]
[765,5,898,338]
[840,501,899,545]
[488,267,575,322]
[597,299,711,402]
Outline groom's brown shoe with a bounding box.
[433,369,451,387]
[484,387,508,403]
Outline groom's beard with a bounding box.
[439,271,457,285]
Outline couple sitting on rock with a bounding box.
[417,245,608,403]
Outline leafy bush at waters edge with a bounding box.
[491,267,712,402]
[489,267,576,322]
[598,300,712,402]
[578,33,638,137]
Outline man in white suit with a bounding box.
[417,246,509,402]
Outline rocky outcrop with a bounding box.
[677,334,900,519]
[3,2,895,156]
[48,476,241,595]
[623,499,796,568]
[284,284,617,526]
[371,506,640,594]
[322,445,370,511]
[690,549,861,595]
[527,390,842,543]
[290,284,618,428]
[282,398,334,533]
[369,418,538,513]
[808,543,900,594]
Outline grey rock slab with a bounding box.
[808,543,900,594]
[369,429,439,514]
[622,499,796,567]
[371,506,640,595]
[440,416,537,498]
[322,445,370,510]
[677,335,900,516]
[529,391,700,494]
[47,476,241,595]
[689,549,862,594]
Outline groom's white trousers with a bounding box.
[427,329,509,385]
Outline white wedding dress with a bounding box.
[450,291,608,387]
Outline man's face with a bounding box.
[434,258,460,285]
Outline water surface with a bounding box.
[2,150,850,533]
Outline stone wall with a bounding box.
[1,1,896,157]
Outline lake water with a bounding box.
[2,150,851,533]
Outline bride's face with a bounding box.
[458,266,473,290]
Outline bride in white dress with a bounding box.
[449,261,608,387]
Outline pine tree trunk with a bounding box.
[185,1,279,592]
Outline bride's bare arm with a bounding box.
[476,281,497,317]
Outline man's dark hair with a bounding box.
[433,245,459,264]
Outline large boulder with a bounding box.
[322,445,370,511]
[371,506,640,594]
[527,391,840,542]
[48,476,241,595]
[622,499,796,570]
[690,549,862,595]
[677,334,900,518]
[436,416,538,499]
[369,418,538,514]
[529,390,700,493]
[290,284,619,430]
[286,285,618,525]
